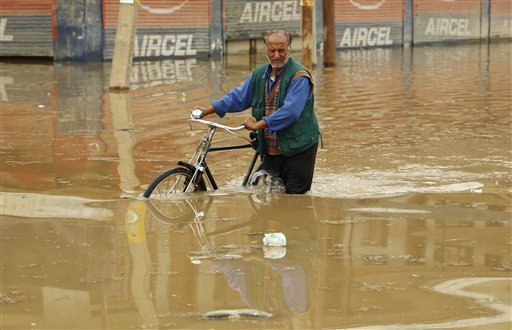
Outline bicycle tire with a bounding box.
[143,167,207,198]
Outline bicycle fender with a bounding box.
[177,161,196,173]
[178,161,216,190]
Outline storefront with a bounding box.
[0,0,510,60]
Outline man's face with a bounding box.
[265,33,290,70]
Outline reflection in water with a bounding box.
[148,193,316,320]
[345,277,512,330]
[125,200,158,328]
[1,44,510,198]
[1,192,510,328]
[130,59,197,90]
[55,63,104,135]
[144,193,319,328]
[210,251,309,314]
[0,192,113,220]
[1,42,511,329]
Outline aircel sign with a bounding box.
[339,26,395,47]
[103,0,205,59]
[425,18,471,36]
[414,0,480,43]
[133,34,197,57]
[414,14,479,43]
[238,1,301,23]
[337,0,401,49]
[225,0,301,40]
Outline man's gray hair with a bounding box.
[263,29,292,48]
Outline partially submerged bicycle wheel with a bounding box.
[143,167,207,198]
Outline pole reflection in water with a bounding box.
[125,200,158,328]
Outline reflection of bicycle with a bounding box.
[144,194,278,319]
[146,194,310,319]
[146,194,212,224]
[143,118,259,198]
[146,194,258,262]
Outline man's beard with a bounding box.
[268,55,289,69]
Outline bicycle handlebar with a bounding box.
[189,118,246,132]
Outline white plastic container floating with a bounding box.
[263,232,286,247]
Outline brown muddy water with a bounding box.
[1,42,511,329]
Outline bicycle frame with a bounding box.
[182,118,258,192]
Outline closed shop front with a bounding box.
[490,0,512,38]
[224,0,302,40]
[1,1,510,60]
[103,0,210,60]
[413,0,481,44]
[0,0,54,57]
[335,0,404,49]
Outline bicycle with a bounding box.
[143,115,260,199]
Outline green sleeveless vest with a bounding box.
[251,57,319,156]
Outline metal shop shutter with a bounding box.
[490,0,512,39]
[103,0,210,60]
[0,0,54,57]
[413,0,481,44]
[335,0,404,49]
[224,0,302,40]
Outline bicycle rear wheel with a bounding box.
[143,167,207,198]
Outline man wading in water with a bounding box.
[195,29,320,194]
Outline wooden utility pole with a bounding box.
[322,0,336,66]
[301,0,314,69]
[109,0,139,90]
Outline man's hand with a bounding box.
[193,105,216,118]
[244,117,267,131]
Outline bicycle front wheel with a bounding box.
[143,167,207,198]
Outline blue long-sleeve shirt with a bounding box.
[212,63,311,134]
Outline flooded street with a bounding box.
[1,42,511,329]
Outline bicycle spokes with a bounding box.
[146,167,206,199]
